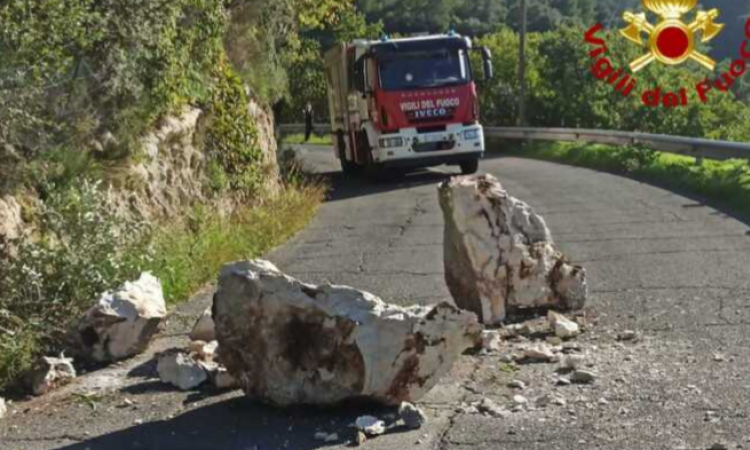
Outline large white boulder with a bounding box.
[0,397,7,419]
[213,260,481,407]
[438,175,587,325]
[74,273,167,362]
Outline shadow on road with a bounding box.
[322,169,455,203]
[53,396,401,450]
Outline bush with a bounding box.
[204,62,264,197]
[0,180,150,388]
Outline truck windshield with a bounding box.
[378,49,470,91]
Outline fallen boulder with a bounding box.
[213,260,481,407]
[157,352,208,391]
[190,306,215,342]
[438,175,587,325]
[72,273,166,362]
[26,355,77,396]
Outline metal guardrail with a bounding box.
[484,127,750,162]
[277,124,750,162]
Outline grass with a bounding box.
[507,141,750,219]
[282,133,333,146]
[146,184,325,305]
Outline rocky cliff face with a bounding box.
[0,98,280,241]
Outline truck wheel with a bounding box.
[459,159,479,175]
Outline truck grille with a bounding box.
[417,125,447,134]
[413,140,456,153]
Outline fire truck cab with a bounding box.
[324,33,493,177]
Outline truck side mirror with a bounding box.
[481,47,494,81]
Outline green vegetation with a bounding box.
[0,180,325,390]
[477,25,750,142]
[356,0,749,61]
[509,141,750,217]
[146,184,325,306]
[290,2,750,137]
[283,133,334,145]
[0,0,351,391]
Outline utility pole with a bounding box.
[517,0,527,127]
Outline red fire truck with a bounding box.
[324,33,494,177]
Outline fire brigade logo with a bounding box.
[620,0,725,72]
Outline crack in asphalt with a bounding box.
[435,358,484,450]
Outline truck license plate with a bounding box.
[422,134,445,143]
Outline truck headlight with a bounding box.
[463,129,481,141]
[379,137,404,149]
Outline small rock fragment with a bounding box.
[508,379,526,390]
[355,416,386,436]
[536,394,566,407]
[513,395,528,406]
[26,355,77,396]
[157,353,208,390]
[355,431,368,446]
[617,330,638,342]
[556,377,572,386]
[504,324,532,338]
[190,306,215,342]
[560,354,586,371]
[399,402,428,430]
[480,330,503,352]
[477,398,511,418]
[0,397,7,419]
[188,340,218,362]
[570,370,597,384]
[524,345,555,362]
[548,311,580,339]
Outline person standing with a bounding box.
[304,102,314,142]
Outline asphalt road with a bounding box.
[3,145,750,450]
